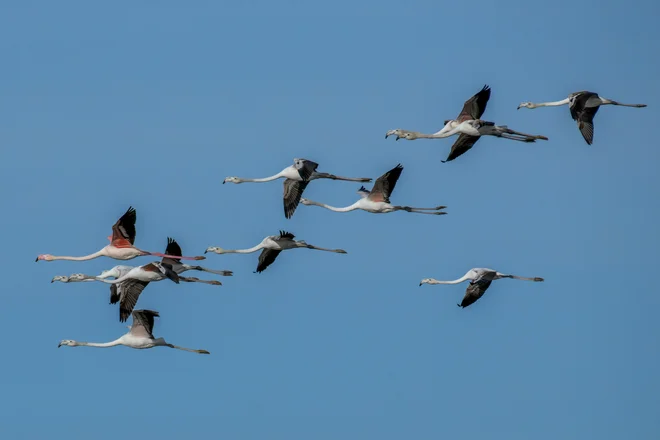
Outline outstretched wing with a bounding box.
[570,95,599,145]
[276,230,295,241]
[442,135,481,163]
[162,237,183,266]
[458,279,492,308]
[119,279,150,322]
[457,84,491,122]
[283,179,310,219]
[369,164,403,203]
[130,309,160,339]
[111,206,137,246]
[293,158,319,181]
[256,248,282,273]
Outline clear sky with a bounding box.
[1,1,658,438]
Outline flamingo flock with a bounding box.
[39,84,646,355]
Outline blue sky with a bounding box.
[1,1,659,438]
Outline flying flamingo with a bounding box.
[385,85,547,162]
[205,230,347,273]
[419,267,544,308]
[58,309,210,354]
[36,206,206,262]
[517,91,647,144]
[299,164,447,215]
[223,158,372,218]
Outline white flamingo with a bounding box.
[58,309,210,354]
[385,85,547,162]
[223,158,372,219]
[517,91,647,145]
[36,206,206,262]
[299,164,447,215]
[420,268,544,308]
[205,230,347,273]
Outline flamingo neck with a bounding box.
[532,98,570,108]
[222,244,264,254]
[239,173,283,183]
[309,200,359,212]
[75,339,123,348]
[48,249,107,261]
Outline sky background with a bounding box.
[1,1,659,439]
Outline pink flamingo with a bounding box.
[36,206,205,263]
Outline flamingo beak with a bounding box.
[57,342,62,348]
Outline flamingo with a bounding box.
[419,268,544,308]
[36,206,206,262]
[385,85,547,162]
[517,91,647,145]
[58,309,210,354]
[299,164,447,215]
[205,230,347,273]
[223,158,372,218]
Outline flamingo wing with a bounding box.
[368,164,403,203]
[442,134,481,162]
[118,279,150,322]
[256,248,282,273]
[111,206,137,246]
[283,179,310,219]
[130,309,159,339]
[457,84,491,122]
[458,278,493,308]
[161,237,183,266]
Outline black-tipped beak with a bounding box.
[395,137,399,141]
[204,250,208,254]
[419,282,422,286]
[57,343,62,348]
[385,134,388,139]
[51,279,54,283]
[35,257,38,262]
[222,181,225,184]
[516,106,521,110]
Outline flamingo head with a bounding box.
[223,177,241,184]
[35,254,54,262]
[58,340,79,348]
[517,102,535,110]
[51,275,69,283]
[205,246,225,254]
[385,129,417,140]
[419,278,434,286]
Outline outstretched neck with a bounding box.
[238,173,283,183]
[49,249,108,261]
[531,98,570,108]
[306,200,359,212]
[75,338,123,348]
[413,131,448,139]
[425,274,472,285]
[222,244,265,254]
